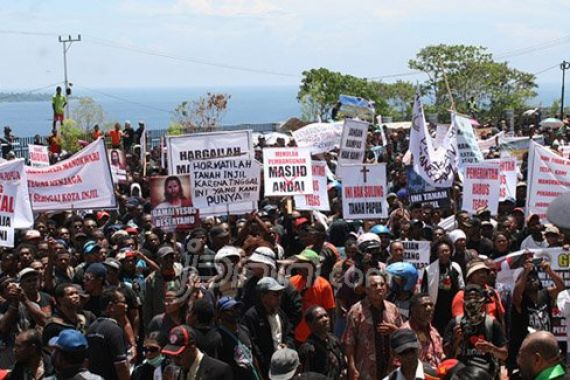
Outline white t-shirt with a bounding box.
[267,313,283,350]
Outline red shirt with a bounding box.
[290,275,335,342]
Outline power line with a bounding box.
[0,29,58,37]
[0,81,63,101]
[73,85,172,114]
[533,64,560,76]
[83,34,299,78]
[495,35,570,59]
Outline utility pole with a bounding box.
[58,34,81,119]
[560,61,570,119]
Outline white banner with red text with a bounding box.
[25,139,117,211]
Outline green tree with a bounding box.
[71,97,105,130]
[172,93,230,133]
[60,119,85,153]
[408,44,537,122]
[298,68,390,121]
[374,80,416,120]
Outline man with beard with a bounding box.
[155,176,191,209]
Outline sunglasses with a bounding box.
[143,346,160,353]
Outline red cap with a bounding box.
[293,217,309,228]
[125,226,139,235]
[97,211,110,220]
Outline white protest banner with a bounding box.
[294,161,330,211]
[560,145,570,159]
[462,161,500,215]
[292,122,342,154]
[341,163,388,219]
[190,159,260,209]
[150,175,199,232]
[263,147,313,196]
[0,159,33,233]
[28,144,50,167]
[526,141,570,221]
[456,114,484,168]
[167,130,253,175]
[140,129,147,164]
[495,248,569,341]
[338,119,368,167]
[25,139,117,211]
[402,240,431,278]
[434,124,449,149]
[410,93,458,187]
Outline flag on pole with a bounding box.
[409,92,458,187]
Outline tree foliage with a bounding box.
[373,80,416,120]
[408,44,537,122]
[172,93,231,132]
[298,68,391,121]
[60,119,84,153]
[71,97,105,130]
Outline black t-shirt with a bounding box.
[510,290,552,350]
[86,317,127,380]
[444,316,507,372]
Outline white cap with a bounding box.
[449,229,467,244]
[215,246,241,261]
[248,247,276,269]
[356,232,381,247]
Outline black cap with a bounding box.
[390,329,419,354]
[209,225,230,239]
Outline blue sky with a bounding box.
[1,0,569,90]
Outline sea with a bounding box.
[0,83,562,138]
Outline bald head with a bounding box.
[522,331,560,361]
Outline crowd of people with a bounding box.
[0,108,569,380]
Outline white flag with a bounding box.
[410,92,458,187]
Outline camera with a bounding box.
[531,257,544,269]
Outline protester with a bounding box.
[161,325,233,379]
[1,100,569,380]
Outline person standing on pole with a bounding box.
[52,86,67,129]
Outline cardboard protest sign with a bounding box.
[341,163,388,219]
[167,130,253,175]
[26,139,117,211]
[338,119,368,167]
[28,144,50,167]
[150,175,199,231]
[0,160,33,239]
[263,147,313,196]
[294,161,330,211]
[495,248,569,341]
[108,149,127,184]
[456,114,484,168]
[526,142,570,221]
[292,122,342,154]
[402,240,431,278]
[405,166,450,209]
[190,159,260,210]
[462,162,501,215]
